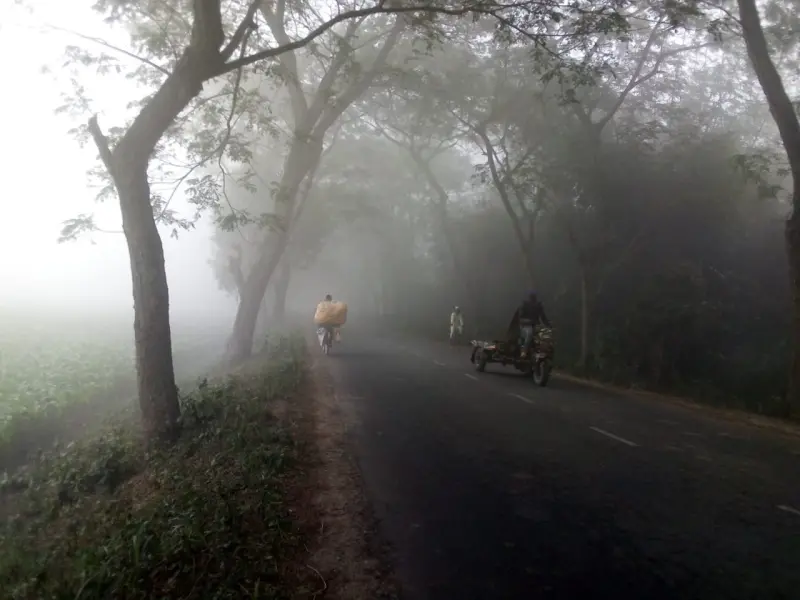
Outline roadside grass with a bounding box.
[0,334,308,600]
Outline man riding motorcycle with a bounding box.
[507,291,551,358]
[450,306,464,342]
[316,294,341,344]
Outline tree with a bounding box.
[736,0,800,416]
[84,0,268,440]
[226,10,409,362]
[222,0,635,361]
[363,87,475,302]
[58,0,546,438]
[333,3,792,409]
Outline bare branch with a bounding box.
[218,20,256,161]
[260,1,309,122]
[218,4,492,76]
[593,17,665,132]
[594,23,716,133]
[157,162,203,221]
[46,23,170,76]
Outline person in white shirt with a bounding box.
[450,306,464,343]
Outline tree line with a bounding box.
[53,0,800,436]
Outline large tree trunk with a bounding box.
[738,0,800,417]
[227,140,322,363]
[118,167,180,439]
[272,259,291,322]
[228,232,289,363]
[90,46,219,438]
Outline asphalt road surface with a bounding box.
[318,329,800,600]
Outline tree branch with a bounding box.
[217,4,486,76]
[408,146,450,208]
[737,0,800,180]
[313,16,407,138]
[218,21,256,161]
[259,0,309,122]
[594,27,716,133]
[88,115,115,173]
[593,17,665,132]
[221,0,261,61]
[304,18,364,130]
[47,23,170,76]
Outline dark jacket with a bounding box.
[507,299,551,338]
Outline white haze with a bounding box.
[0,2,236,324]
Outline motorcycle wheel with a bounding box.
[533,359,552,386]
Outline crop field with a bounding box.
[0,312,230,429]
[0,316,133,424]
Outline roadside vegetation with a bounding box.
[0,332,308,599]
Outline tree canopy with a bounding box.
[47,0,800,434]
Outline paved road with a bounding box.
[319,330,800,600]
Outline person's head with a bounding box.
[454,306,461,314]
[325,294,332,302]
[527,291,538,303]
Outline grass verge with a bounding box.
[0,335,307,600]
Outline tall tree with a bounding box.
[364,88,474,301]
[737,0,800,416]
[57,0,537,437]
[226,11,409,362]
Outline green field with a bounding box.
[0,312,231,439]
[0,317,132,422]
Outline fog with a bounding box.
[1,3,235,324]
[6,4,800,597]
[2,0,799,419]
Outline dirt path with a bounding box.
[282,357,398,600]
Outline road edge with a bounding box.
[393,331,800,439]
[554,371,800,439]
[288,351,400,599]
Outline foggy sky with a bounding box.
[1,2,236,320]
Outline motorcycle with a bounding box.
[469,326,555,386]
